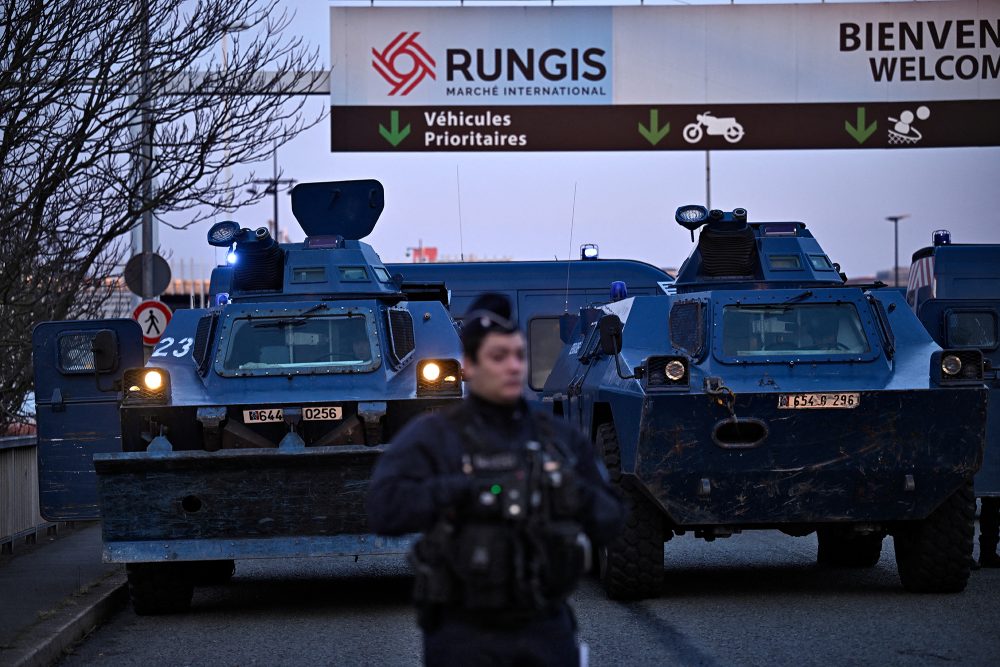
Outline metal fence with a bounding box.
[0,435,48,553]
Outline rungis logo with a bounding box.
[371,32,437,96]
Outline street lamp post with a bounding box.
[250,144,296,241]
[885,214,911,287]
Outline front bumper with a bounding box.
[93,445,406,562]
[634,387,987,526]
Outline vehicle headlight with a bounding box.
[645,356,690,388]
[665,360,686,382]
[421,362,441,382]
[941,354,962,376]
[123,367,171,404]
[933,349,984,384]
[417,359,462,397]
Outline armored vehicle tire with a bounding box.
[595,423,665,600]
[893,481,975,594]
[816,527,883,568]
[126,563,194,615]
[191,559,236,586]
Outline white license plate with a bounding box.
[243,406,343,423]
[778,393,860,409]
[303,406,342,421]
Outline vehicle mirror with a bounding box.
[91,330,119,373]
[598,315,623,356]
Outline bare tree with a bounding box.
[0,0,325,429]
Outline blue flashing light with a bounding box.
[610,281,628,302]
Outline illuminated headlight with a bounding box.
[675,205,708,225]
[417,359,462,397]
[580,243,599,260]
[941,354,962,376]
[123,367,171,404]
[144,370,164,390]
[421,362,441,382]
[646,356,690,388]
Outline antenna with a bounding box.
[456,165,465,262]
[563,182,578,314]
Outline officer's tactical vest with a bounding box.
[411,403,589,613]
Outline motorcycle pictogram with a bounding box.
[683,112,745,144]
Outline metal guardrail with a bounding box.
[0,435,52,553]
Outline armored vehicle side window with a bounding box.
[291,267,326,283]
[768,255,801,270]
[528,318,562,390]
[339,266,368,282]
[222,315,374,371]
[373,267,392,283]
[947,311,997,348]
[722,304,869,356]
[808,254,835,271]
[58,332,98,373]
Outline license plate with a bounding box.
[778,393,860,409]
[302,406,343,421]
[243,406,343,423]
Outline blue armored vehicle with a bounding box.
[31,180,464,613]
[541,207,987,598]
[907,231,1000,510]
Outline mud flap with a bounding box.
[93,445,413,562]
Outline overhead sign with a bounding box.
[329,1,1000,151]
[133,300,172,346]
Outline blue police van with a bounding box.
[388,256,673,403]
[31,180,464,613]
[907,231,1000,500]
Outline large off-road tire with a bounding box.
[191,559,236,586]
[595,423,665,600]
[817,527,883,568]
[893,481,975,593]
[126,563,194,615]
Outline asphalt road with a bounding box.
[60,529,1000,667]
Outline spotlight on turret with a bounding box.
[581,243,599,260]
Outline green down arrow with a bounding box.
[845,106,877,144]
[638,109,670,146]
[379,110,411,147]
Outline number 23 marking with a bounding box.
[152,337,193,357]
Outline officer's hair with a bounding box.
[464,327,524,363]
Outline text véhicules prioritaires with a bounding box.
[423,110,526,147]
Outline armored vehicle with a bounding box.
[31,180,464,613]
[541,206,987,598]
[907,231,1000,500]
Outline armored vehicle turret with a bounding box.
[542,206,987,598]
[32,180,464,614]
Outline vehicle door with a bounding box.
[32,320,144,520]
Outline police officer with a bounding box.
[366,293,624,666]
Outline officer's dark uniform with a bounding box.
[366,298,624,666]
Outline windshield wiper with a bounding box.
[782,290,813,305]
[251,303,328,328]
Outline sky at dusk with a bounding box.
[158,0,1000,282]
